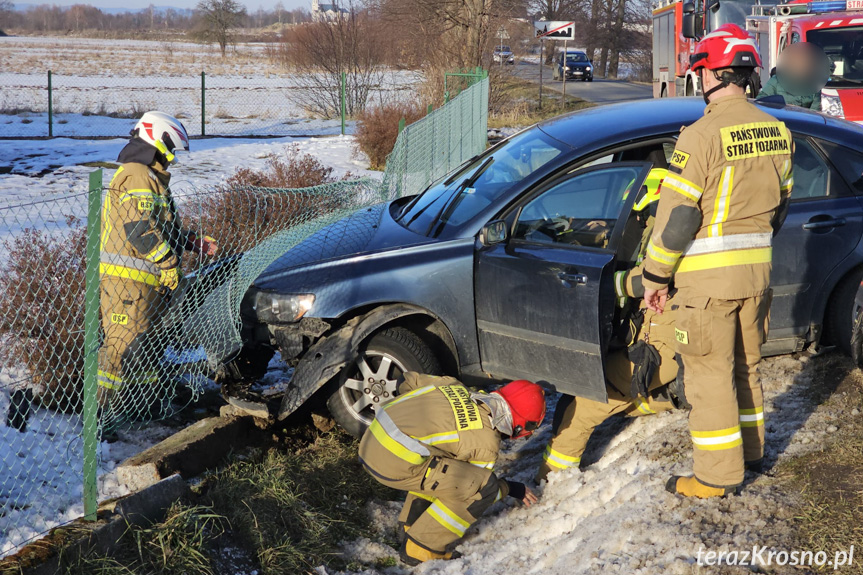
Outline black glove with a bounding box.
[628,340,661,400]
[505,480,526,500]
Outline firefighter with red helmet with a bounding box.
[99,112,218,422]
[642,25,794,498]
[358,373,545,565]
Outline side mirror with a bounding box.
[682,12,697,39]
[682,1,695,13]
[480,220,508,246]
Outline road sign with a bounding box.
[534,21,575,40]
[497,26,510,39]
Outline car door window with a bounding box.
[818,139,863,194]
[513,165,644,248]
[791,137,831,201]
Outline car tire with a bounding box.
[587,76,593,82]
[823,267,863,355]
[325,327,442,437]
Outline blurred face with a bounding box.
[777,42,831,96]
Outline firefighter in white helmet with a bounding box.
[98,111,218,423]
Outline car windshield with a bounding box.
[395,129,568,237]
[807,27,863,87]
[567,53,588,62]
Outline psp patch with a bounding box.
[138,199,155,212]
[111,313,129,325]
[439,385,483,431]
[720,122,791,161]
[675,328,689,345]
[670,150,690,170]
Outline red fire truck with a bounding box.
[747,0,863,124]
[653,0,863,124]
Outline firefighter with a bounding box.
[99,111,218,421]
[536,168,686,481]
[358,373,545,565]
[642,25,794,498]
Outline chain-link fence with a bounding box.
[1,71,417,138]
[0,74,488,559]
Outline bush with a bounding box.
[185,146,348,262]
[0,216,87,412]
[355,102,424,171]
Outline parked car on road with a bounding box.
[227,98,863,436]
[553,51,593,81]
[493,45,515,65]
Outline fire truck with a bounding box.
[652,0,863,124]
[747,0,863,124]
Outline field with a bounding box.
[0,36,420,137]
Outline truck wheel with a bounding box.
[823,267,863,356]
[660,85,668,98]
[326,327,442,437]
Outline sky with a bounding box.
[13,0,309,12]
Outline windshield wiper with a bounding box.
[424,157,495,236]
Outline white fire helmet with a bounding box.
[132,111,190,164]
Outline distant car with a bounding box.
[493,45,515,65]
[225,98,863,437]
[553,51,593,81]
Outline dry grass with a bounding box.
[487,72,593,129]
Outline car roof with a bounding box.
[537,97,863,152]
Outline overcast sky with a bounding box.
[15,0,309,12]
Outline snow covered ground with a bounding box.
[1,36,421,137]
[0,133,378,558]
[334,352,848,574]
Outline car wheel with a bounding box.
[587,76,593,82]
[325,327,442,437]
[823,267,863,355]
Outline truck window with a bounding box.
[807,26,863,88]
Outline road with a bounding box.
[512,59,654,105]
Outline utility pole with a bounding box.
[561,39,567,110]
[539,40,543,109]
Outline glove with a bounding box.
[628,340,661,399]
[186,232,219,256]
[505,480,526,501]
[159,267,181,291]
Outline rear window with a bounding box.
[818,140,863,194]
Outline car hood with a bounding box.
[252,200,435,289]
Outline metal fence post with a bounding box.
[340,71,347,136]
[398,117,406,134]
[48,70,53,138]
[201,71,206,137]
[82,168,102,522]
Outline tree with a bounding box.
[196,0,246,57]
[0,0,15,32]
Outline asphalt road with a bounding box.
[512,59,654,105]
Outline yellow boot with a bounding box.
[400,538,454,566]
[666,476,737,498]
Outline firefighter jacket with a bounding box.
[642,95,794,299]
[359,372,511,499]
[101,138,188,288]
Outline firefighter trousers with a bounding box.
[676,294,768,488]
[536,344,678,481]
[97,276,168,414]
[360,446,500,553]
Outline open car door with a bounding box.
[474,162,652,402]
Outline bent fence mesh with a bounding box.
[0,75,488,558]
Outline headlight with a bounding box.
[821,89,844,118]
[564,66,570,71]
[586,66,591,71]
[255,292,315,324]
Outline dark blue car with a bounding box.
[234,98,863,436]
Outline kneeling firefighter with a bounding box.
[99,111,218,424]
[537,168,689,481]
[359,373,545,565]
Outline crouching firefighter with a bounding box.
[537,168,688,481]
[99,111,218,424]
[359,373,545,565]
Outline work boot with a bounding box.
[400,538,457,566]
[665,476,737,499]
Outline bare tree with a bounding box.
[274,2,386,118]
[196,0,246,57]
[0,0,15,32]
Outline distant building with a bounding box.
[311,0,349,22]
